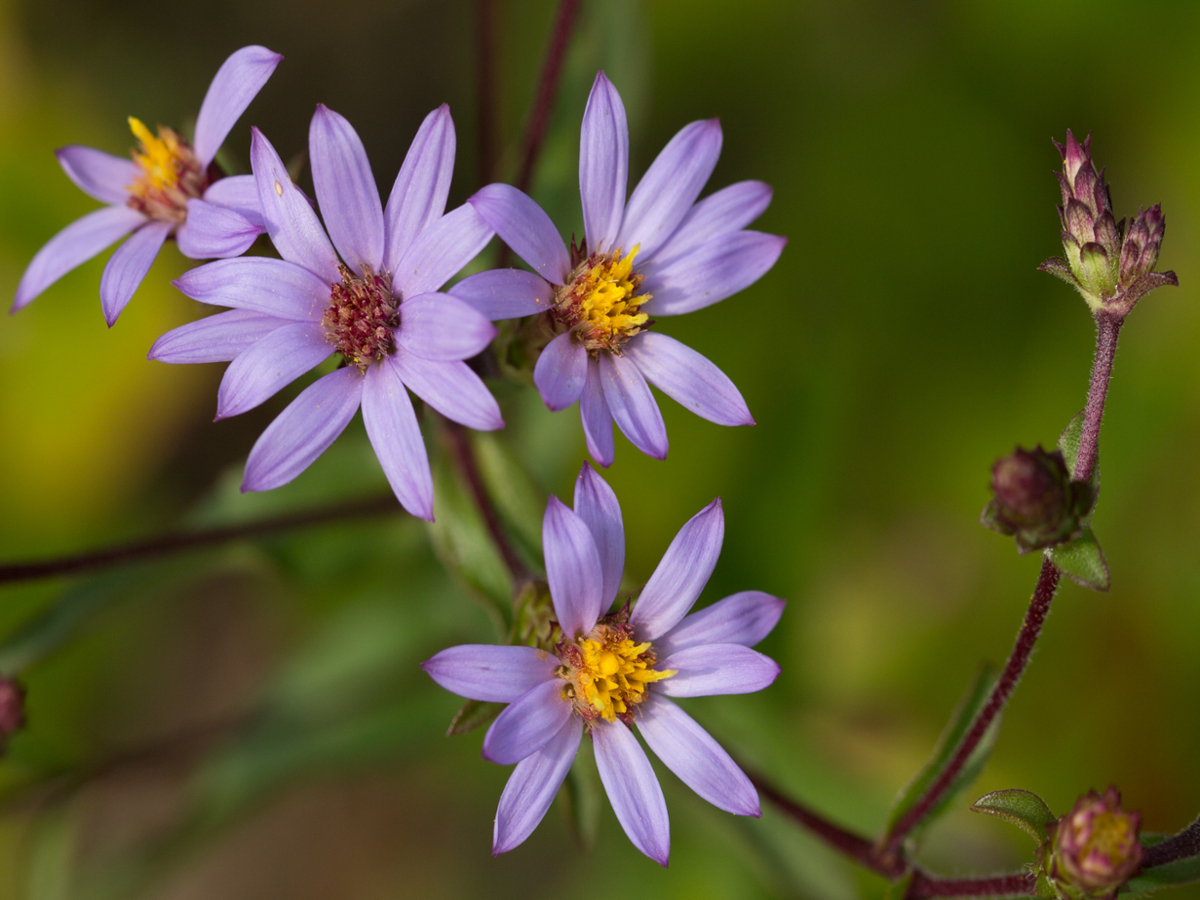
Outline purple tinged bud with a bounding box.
[1048,787,1143,899]
[1119,204,1166,288]
[981,446,1095,553]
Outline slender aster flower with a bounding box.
[13,46,282,325]
[451,72,786,465]
[423,464,784,864]
[151,105,499,520]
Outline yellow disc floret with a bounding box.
[557,623,674,724]
[125,117,209,222]
[554,246,652,354]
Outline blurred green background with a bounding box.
[2,0,1200,897]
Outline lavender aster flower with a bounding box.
[13,46,282,325]
[151,105,499,520]
[452,72,786,465]
[423,464,783,864]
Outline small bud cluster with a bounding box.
[1046,788,1143,900]
[981,446,1094,553]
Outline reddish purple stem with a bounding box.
[908,872,1037,899]
[514,0,581,194]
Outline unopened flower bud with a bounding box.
[981,446,1094,553]
[1118,205,1165,287]
[1047,787,1143,899]
[0,678,25,749]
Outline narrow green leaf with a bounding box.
[1046,528,1110,591]
[446,699,504,736]
[471,432,545,566]
[971,789,1057,843]
[1058,410,1100,494]
[560,738,602,853]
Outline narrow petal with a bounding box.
[362,359,433,520]
[599,352,668,460]
[449,269,552,321]
[533,332,587,411]
[56,146,137,205]
[640,180,773,273]
[637,695,759,817]
[242,366,363,492]
[580,357,615,467]
[383,104,455,273]
[203,175,264,227]
[422,645,560,703]
[392,203,493,298]
[655,591,785,658]
[390,348,503,431]
[580,72,629,253]
[469,184,569,284]
[173,257,331,321]
[176,199,262,260]
[654,644,780,698]
[593,721,670,866]
[624,332,753,426]
[482,679,573,765]
[630,499,724,640]
[12,205,145,312]
[615,119,722,259]
[193,45,283,167]
[149,309,288,364]
[642,231,786,317]
[100,220,172,326]
[494,718,583,855]
[309,104,385,271]
[395,292,496,361]
[215,321,332,419]
[543,496,604,638]
[573,462,624,608]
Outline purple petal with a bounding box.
[149,309,288,364]
[630,499,723,640]
[392,202,493,298]
[493,717,583,855]
[421,644,560,703]
[598,352,668,460]
[543,496,604,639]
[100,220,172,326]
[640,181,773,273]
[193,45,283,167]
[449,269,552,321]
[203,175,264,227]
[592,720,670,866]
[215,321,332,419]
[362,359,433,520]
[309,104,384,271]
[12,205,145,312]
[395,292,496,361]
[251,127,341,283]
[383,104,455,273]
[176,199,262,260]
[580,72,629,253]
[654,644,780,698]
[469,184,569,284]
[580,357,615,467]
[390,347,503,431]
[242,366,363,492]
[482,679,573,765]
[573,463,624,608]
[615,119,722,259]
[56,146,137,205]
[624,332,753,426]
[642,231,786,317]
[637,695,759,817]
[656,591,785,658]
[533,332,587,411]
[173,257,331,321]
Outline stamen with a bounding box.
[557,622,675,725]
[125,117,208,222]
[553,245,652,354]
[324,264,400,371]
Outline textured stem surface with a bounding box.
[1142,816,1200,869]
[514,0,581,193]
[1074,313,1121,482]
[908,871,1036,899]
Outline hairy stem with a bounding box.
[1074,313,1121,482]
[1142,816,1200,869]
[907,871,1036,899]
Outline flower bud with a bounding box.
[1048,788,1143,899]
[1118,205,1165,287]
[981,446,1094,553]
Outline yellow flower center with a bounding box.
[1079,811,1136,867]
[554,246,652,353]
[125,117,208,223]
[557,624,674,724]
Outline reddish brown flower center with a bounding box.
[324,264,399,371]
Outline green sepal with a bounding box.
[1034,869,1059,900]
[1046,528,1110,591]
[446,699,504,737]
[1058,410,1100,497]
[971,789,1057,844]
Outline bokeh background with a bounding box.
[2,0,1200,897]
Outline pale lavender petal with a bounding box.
[383,104,455,273]
[173,257,330,321]
[389,348,503,431]
[482,679,573,765]
[637,695,759,817]
[656,591,785,658]
[654,644,780,697]
[615,119,722,259]
[100,220,172,326]
[12,205,145,312]
[203,175,264,227]
[573,462,624,608]
[310,104,385,271]
[533,332,587,411]
[593,720,670,866]
[641,231,786,317]
[392,203,493,298]
[242,366,363,492]
[215,321,331,419]
[469,184,569,284]
[176,199,262,260]
[193,45,283,167]
[251,127,341,283]
[56,146,137,205]
[624,332,753,426]
[422,644,560,703]
[640,181,773,273]
[149,309,287,364]
[449,269,552,321]
[598,352,667,460]
[580,71,629,253]
[580,357,615,467]
[494,717,583,855]
[543,496,604,638]
[395,292,496,361]
[630,499,723,640]
[362,359,433,520]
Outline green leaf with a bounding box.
[560,738,602,853]
[1058,410,1100,494]
[884,870,915,900]
[971,789,1057,843]
[1046,528,1110,591]
[471,432,545,567]
[446,699,504,737]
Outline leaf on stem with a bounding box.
[971,789,1057,844]
[446,699,504,736]
[471,433,545,567]
[1046,528,1110,591]
[1058,409,1100,497]
[560,736,602,853]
